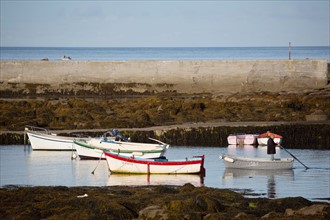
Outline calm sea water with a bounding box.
[0,145,329,202]
[0,47,329,61]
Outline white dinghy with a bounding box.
[25,126,77,151]
[104,151,205,175]
[220,154,294,170]
[74,138,168,159]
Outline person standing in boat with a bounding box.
[267,134,277,160]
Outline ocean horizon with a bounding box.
[1,46,329,61]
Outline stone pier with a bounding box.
[1,59,328,94]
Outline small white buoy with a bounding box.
[77,194,88,198]
[71,153,77,160]
[224,157,234,163]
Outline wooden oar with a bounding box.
[279,145,309,169]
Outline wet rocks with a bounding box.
[1,89,330,132]
[285,204,330,218]
[138,206,169,220]
[0,184,329,220]
[1,84,330,147]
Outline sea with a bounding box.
[1,145,329,202]
[0,46,329,61]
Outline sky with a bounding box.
[0,0,329,47]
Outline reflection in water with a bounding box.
[108,174,204,187]
[227,145,257,157]
[223,168,294,199]
[268,175,276,198]
[23,144,32,153]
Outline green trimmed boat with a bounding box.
[73,138,169,159]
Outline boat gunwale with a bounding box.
[108,170,202,175]
[258,132,283,138]
[27,131,75,142]
[74,139,166,154]
[90,139,168,150]
[104,151,204,166]
[221,154,294,163]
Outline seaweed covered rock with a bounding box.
[138,206,168,220]
[285,204,330,218]
[0,185,329,220]
[1,87,330,131]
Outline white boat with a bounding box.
[220,154,293,170]
[73,138,169,159]
[104,151,205,174]
[25,127,121,151]
[257,132,282,145]
[227,134,259,145]
[25,126,76,151]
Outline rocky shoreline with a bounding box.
[0,184,329,219]
[1,84,330,147]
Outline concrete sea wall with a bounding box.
[1,60,328,94]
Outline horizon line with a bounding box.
[1,45,329,48]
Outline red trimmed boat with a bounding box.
[104,151,205,175]
[257,132,283,145]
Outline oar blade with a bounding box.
[280,146,309,169]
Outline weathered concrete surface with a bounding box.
[1,60,328,94]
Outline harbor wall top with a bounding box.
[0,59,328,94]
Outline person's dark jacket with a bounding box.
[267,138,276,154]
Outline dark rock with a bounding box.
[138,205,169,220]
[179,183,195,193]
[285,204,330,218]
[233,212,256,219]
[261,211,283,219]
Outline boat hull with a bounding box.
[104,151,205,174]
[88,138,168,152]
[257,137,282,146]
[227,134,258,145]
[27,131,75,151]
[220,154,293,170]
[227,135,237,145]
[257,132,283,145]
[242,134,259,145]
[74,139,167,159]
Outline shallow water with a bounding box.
[0,145,329,202]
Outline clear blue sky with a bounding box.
[1,0,329,47]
